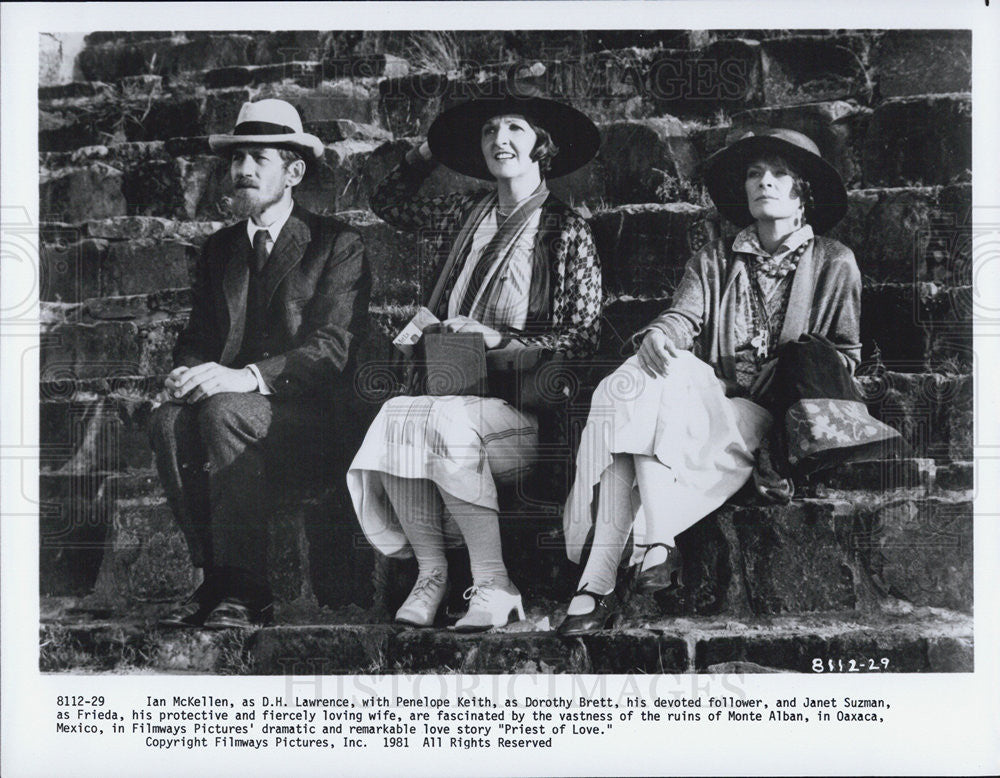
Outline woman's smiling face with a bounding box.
[481,114,540,182]
[744,155,804,224]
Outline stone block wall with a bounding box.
[38,30,972,618]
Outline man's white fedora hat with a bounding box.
[208,99,324,161]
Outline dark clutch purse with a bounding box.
[411,328,489,396]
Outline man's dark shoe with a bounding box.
[158,597,215,629]
[203,598,271,629]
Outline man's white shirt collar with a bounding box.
[246,198,294,248]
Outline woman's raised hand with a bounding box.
[637,328,680,378]
[441,316,502,348]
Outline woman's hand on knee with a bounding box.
[637,329,679,378]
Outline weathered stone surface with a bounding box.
[860,283,972,369]
[677,501,859,616]
[760,34,873,105]
[132,95,206,141]
[857,371,972,461]
[202,61,323,89]
[77,215,223,244]
[44,139,168,169]
[934,461,973,492]
[255,80,377,126]
[39,90,248,150]
[863,95,971,187]
[41,394,155,475]
[41,238,105,303]
[321,53,409,81]
[76,34,257,81]
[597,119,703,204]
[87,481,320,608]
[873,31,971,98]
[798,458,933,497]
[40,163,127,222]
[694,625,970,672]
[644,39,765,118]
[88,495,196,606]
[860,497,972,612]
[39,81,110,100]
[732,100,869,187]
[39,473,113,596]
[38,107,104,152]
[377,72,455,137]
[41,318,184,381]
[590,204,714,298]
[295,139,382,214]
[84,32,177,46]
[38,612,973,673]
[571,632,691,674]
[827,185,972,285]
[175,155,230,219]
[120,158,187,217]
[270,484,376,610]
[338,210,435,302]
[104,238,196,296]
[251,626,395,675]
[675,493,972,617]
[308,119,392,145]
[253,31,335,65]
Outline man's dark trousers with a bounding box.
[149,393,338,610]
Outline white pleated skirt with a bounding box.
[563,352,772,564]
[347,394,538,558]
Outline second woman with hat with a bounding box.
[558,127,905,634]
[347,79,602,631]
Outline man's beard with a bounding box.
[228,184,284,221]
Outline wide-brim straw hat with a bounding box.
[702,128,848,234]
[427,77,600,181]
[209,99,324,162]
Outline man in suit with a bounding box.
[149,99,371,628]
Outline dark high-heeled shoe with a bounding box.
[557,588,622,636]
[632,542,683,595]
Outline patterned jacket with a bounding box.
[370,153,602,360]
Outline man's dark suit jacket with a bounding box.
[173,202,371,399]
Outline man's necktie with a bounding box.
[252,229,269,273]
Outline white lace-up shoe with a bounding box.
[395,569,448,627]
[453,580,524,632]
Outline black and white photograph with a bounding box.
[3,2,999,776]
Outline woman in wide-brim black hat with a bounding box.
[347,78,602,632]
[558,128,906,635]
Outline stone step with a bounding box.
[872,30,971,99]
[39,467,972,617]
[863,95,972,187]
[39,82,379,152]
[39,473,371,609]
[41,237,198,302]
[75,33,266,82]
[70,29,968,101]
[38,608,972,673]
[672,495,972,615]
[44,61,969,192]
[72,31,499,83]
[39,177,971,304]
